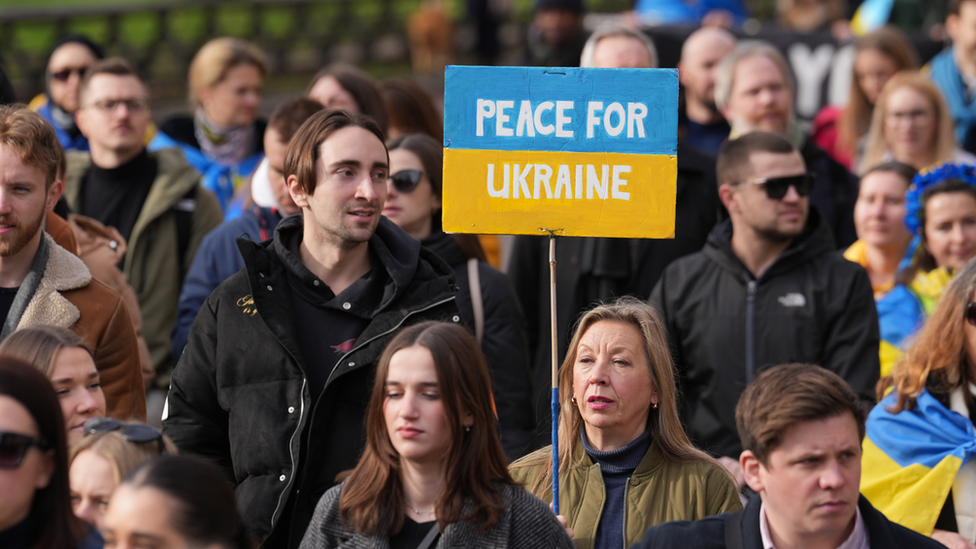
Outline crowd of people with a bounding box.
[5,0,976,548]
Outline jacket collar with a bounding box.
[14,234,91,333]
[702,208,834,282]
[737,494,899,549]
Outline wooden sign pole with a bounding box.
[549,232,560,514]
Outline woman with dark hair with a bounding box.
[380,78,442,140]
[299,321,573,549]
[811,26,918,170]
[103,455,253,549]
[843,161,916,376]
[875,164,976,372]
[307,64,388,133]
[153,37,268,217]
[0,357,89,548]
[862,257,976,548]
[386,133,535,460]
[510,298,740,549]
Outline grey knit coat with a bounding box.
[298,481,576,549]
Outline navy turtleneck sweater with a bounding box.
[581,427,652,549]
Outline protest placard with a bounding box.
[442,66,678,238]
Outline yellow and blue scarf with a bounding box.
[861,389,976,534]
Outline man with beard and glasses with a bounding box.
[649,132,879,500]
[0,104,144,420]
[62,58,221,402]
[716,41,859,248]
[163,109,459,548]
[678,27,736,155]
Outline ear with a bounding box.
[677,61,686,83]
[947,13,960,41]
[431,193,442,213]
[46,179,64,212]
[74,109,89,138]
[718,183,738,213]
[740,450,764,493]
[462,410,474,429]
[34,449,56,490]
[287,174,308,209]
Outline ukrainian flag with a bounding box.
[861,389,976,534]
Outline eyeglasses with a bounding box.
[0,431,49,469]
[886,109,932,125]
[50,67,89,82]
[966,303,976,327]
[83,417,164,453]
[733,173,815,200]
[389,170,425,194]
[84,99,150,114]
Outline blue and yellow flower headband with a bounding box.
[904,162,976,235]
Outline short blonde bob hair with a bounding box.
[69,425,178,484]
[188,37,267,108]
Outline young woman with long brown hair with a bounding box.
[299,322,573,549]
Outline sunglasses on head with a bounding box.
[0,431,49,469]
[389,170,425,194]
[50,67,89,82]
[84,417,165,453]
[966,303,976,327]
[735,173,815,200]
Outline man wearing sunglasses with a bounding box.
[650,131,880,498]
[29,35,104,152]
[715,41,858,249]
[164,109,459,548]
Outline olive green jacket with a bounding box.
[509,442,742,549]
[64,148,222,384]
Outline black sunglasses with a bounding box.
[50,67,89,82]
[84,417,165,453]
[735,173,816,200]
[389,170,425,194]
[967,303,976,327]
[0,431,49,469]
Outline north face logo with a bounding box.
[778,293,806,307]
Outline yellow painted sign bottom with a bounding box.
[442,148,677,238]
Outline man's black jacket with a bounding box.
[631,494,945,549]
[163,216,458,547]
[649,210,879,457]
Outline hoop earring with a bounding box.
[652,402,658,410]
[571,396,577,405]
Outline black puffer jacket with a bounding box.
[422,231,535,460]
[649,210,879,458]
[163,216,459,548]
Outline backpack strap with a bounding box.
[724,511,745,549]
[467,258,484,344]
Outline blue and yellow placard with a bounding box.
[442,66,678,238]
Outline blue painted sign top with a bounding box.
[444,65,678,155]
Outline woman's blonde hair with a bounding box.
[860,71,955,175]
[511,297,719,489]
[188,37,267,108]
[0,325,91,378]
[69,427,178,484]
[884,256,976,412]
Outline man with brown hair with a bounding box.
[650,131,878,489]
[630,364,943,549]
[170,96,324,359]
[63,58,221,394]
[163,109,458,548]
[0,104,143,419]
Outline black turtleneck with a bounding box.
[79,148,156,243]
